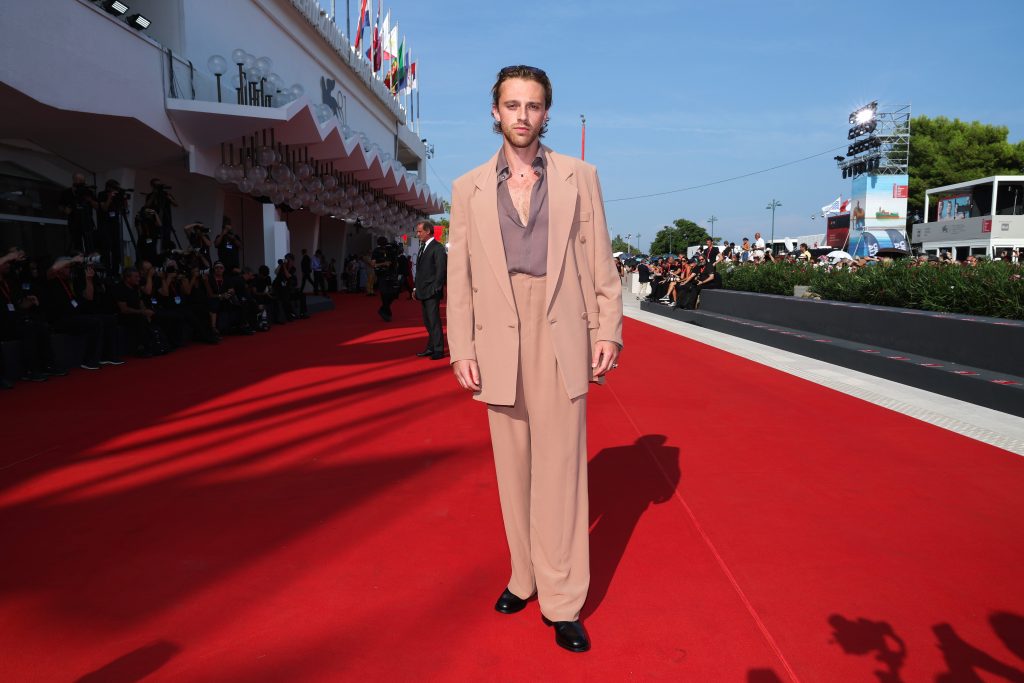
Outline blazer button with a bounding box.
[549,319,557,324]
[472,287,479,293]
[579,235,587,243]
[581,312,587,319]
[507,323,515,328]
[475,323,483,330]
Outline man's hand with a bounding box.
[142,309,155,320]
[453,359,481,392]
[592,341,621,379]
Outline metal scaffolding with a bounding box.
[837,103,910,177]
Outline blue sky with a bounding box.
[331,0,1024,251]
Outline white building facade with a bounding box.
[0,0,441,268]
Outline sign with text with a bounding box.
[849,174,910,255]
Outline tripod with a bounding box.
[116,207,138,271]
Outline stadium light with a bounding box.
[855,109,875,124]
[848,101,878,125]
[127,13,150,30]
[101,0,129,16]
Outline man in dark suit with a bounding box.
[413,220,446,359]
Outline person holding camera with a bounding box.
[215,216,242,273]
[370,237,401,322]
[114,266,166,356]
[232,267,261,333]
[1,249,63,385]
[273,254,308,320]
[184,222,213,269]
[45,255,124,370]
[157,258,219,344]
[59,173,99,254]
[253,264,286,324]
[204,261,236,336]
[145,178,179,253]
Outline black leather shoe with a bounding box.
[416,349,433,357]
[430,353,446,360]
[494,588,529,614]
[543,617,591,653]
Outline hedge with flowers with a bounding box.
[720,260,1024,320]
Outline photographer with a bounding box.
[141,259,191,349]
[145,178,178,253]
[230,267,261,334]
[273,254,308,320]
[215,216,242,273]
[97,179,129,273]
[253,264,286,324]
[204,261,236,336]
[370,237,401,322]
[114,266,169,356]
[183,222,212,269]
[59,173,99,253]
[1,249,62,385]
[45,255,123,370]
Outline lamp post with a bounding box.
[766,199,782,254]
[625,233,632,255]
[707,215,718,242]
[580,114,586,161]
[636,232,641,254]
[207,55,228,103]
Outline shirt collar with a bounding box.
[496,147,547,183]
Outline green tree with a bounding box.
[908,115,1024,216]
[611,234,631,253]
[649,218,711,255]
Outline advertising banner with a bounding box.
[937,194,971,221]
[849,174,910,255]
[825,214,850,248]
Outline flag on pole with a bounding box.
[840,199,850,212]
[381,12,395,60]
[396,35,407,91]
[399,42,411,94]
[353,0,370,50]
[385,36,404,94]
[821,196,842,216]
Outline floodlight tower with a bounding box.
[836,101,911,179]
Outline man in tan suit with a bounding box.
[447,65,623,653]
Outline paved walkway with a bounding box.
[622,287,1024,456]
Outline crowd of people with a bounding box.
[622,233,1024,309]
[0,172,341,390]
[627,238,725,309]
[0,242,323,389]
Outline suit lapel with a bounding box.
[471,152,516,312]
[544,150,578,313]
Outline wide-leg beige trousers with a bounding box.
[486,273,589,622]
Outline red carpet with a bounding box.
[1,294,1023,682]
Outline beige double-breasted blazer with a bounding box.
[446,146,623,406]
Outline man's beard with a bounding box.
[501,120,541,149]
